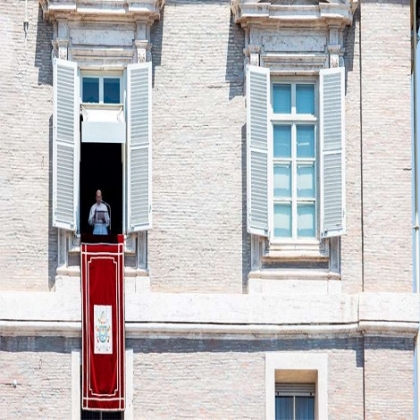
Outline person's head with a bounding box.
[95,190,102,205]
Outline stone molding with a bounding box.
[40,0,164,24]
[231,0,358,28]
[233,0,356,73]
[40,0,162,67]
[0,292,418,338]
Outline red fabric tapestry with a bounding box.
[81,236,125,411]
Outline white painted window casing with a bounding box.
[247,65,346,243]
[269,81,318,243]
[266,352,328,420]
[53,58,80,231]
[126,62,153,232]
[319,67,346,238]
[247,65,270,237]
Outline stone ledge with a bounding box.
[0,320,417,339]
[231,0,357,28]
[40,0,164,23]
[0,292,417,338]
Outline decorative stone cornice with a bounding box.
[0,292,418,339]
[231,0,358,29]
[39,0,164,24]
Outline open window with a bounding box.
[246,65,346,243]
[52,58,152,238]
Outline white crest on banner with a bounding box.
[94,305,112,354]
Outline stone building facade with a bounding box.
[0,0,418,419]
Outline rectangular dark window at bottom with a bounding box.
[81,409,124,420]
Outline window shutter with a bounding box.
[127,62,152,232]
[320,67,346,238]
[53,58,79,231]
[247,65,270,237]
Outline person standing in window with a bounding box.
[88,190,110,235]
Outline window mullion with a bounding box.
[99,76,104,103]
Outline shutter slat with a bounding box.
[320,67,346,238]
[127,62,152,232]
[53,59,79,231]
[247,65,270,237]
[275,383,316,396]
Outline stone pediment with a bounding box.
[231,0,358,28]
[40,0,164,23]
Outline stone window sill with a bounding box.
[249,269,340,281]
[264,241,329,261]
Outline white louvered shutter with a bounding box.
[320,67,346,238]
[53,59,79,231]
[246,65,270,237]
[127,62,152,232]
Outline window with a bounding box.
[52,59,152,236]
[275,383,315,420]
[272,82,317,240]
[81,409,124,419]
[82,75,122,104]
[246,66,345,244]
[265,353,328,420]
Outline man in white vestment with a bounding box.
[88,190,110,235]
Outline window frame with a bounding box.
[80,70,124,105]
[269,77,320,246]
[265,352,328,420]
[77,70,127,235]
[275,383,316,420]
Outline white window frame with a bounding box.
[265,352,328,420]
[269,77,320,247]
[275,383,316,420]
[80,71,124,105]
[55,61,152,272]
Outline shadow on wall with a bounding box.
[150,7,164,88]
[226,11,245,100]
[35,4,53,86]
[48,115,58,290]
[242,124,251,292]
[343,5,359,92]
[35,4,58,288]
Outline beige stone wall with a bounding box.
[0,0,56,291]
[148,0,247,293]
[0,0,413,294]
[364,337,414,420]
[359,1,412,292]
[0,337,74,419]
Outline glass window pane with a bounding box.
[273,84,291,114]
[275,396,294,420]
[274,204,292,238]
[82,77,99,103]
[296,84,314,114]
[104,78,121,104]
[297,204,316,238]
[295,396,315,420]
[297,164,315,198]
[296,126,315,158]
[274,126,292,158]
[274,164,291,198]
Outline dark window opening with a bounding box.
[81,409,124,420]
[80,142,123,235]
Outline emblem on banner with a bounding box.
[94,305,112,354]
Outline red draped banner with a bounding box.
[81,236,125,411]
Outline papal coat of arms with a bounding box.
[94,305,112,354]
